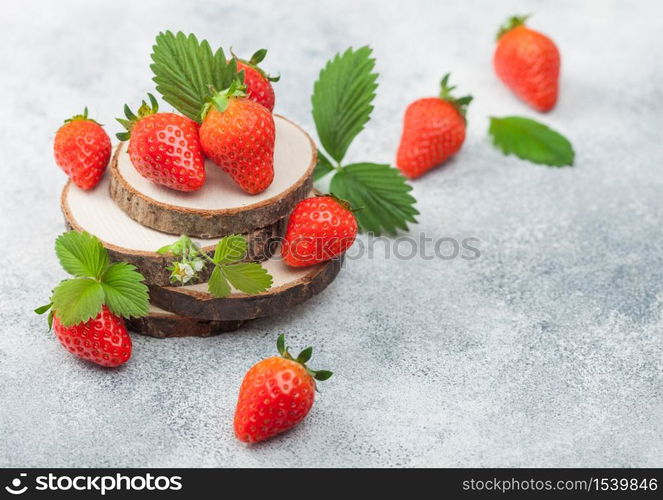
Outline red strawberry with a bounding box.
[494,15,560,112]
[53,306,132,368]
[396,74,472,179]
[233,49,279,112]
[282,196,357,267]
[54,108,111,190]
[199,82,275,195]
[234,334,332,443]
[117,94,206,191]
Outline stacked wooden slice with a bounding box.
[60,115,343,337]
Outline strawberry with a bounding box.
[117,94,206,191]
[53,306,132,368]
[233,49,279,112]
[54,108,111,190]
[234,334,332,443]
[493,15,560,112]
[281,196,358,267]
[396,74,472,179]
[199,81,275,194]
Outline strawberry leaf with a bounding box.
[312,46,378,163]
[222,263,273,295]
[489,116,574,167]
[100,262,149,319]
[213,235,247,265]
[51,278,105,327]
[313,150,335,181]
[208,266,231,298]
[55,231,109,280]
[151,31,239,122]
[156,235,196,256]
[330,163,418,235]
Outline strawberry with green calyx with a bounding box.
[281,195,358,267]
[396,73,472,179]
[54,107,111,190]
[494,14,560,112]
[232,48,279,112]
[234,334,332,443]
[35,231,149,367]
[199,79,276,195]
[116,93,206,192]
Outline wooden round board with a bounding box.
[126,304,246,338]
[109,114,316,238]
[61,176,284,286]
[148,255,343,321]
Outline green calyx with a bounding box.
[201,77,247,118]
[276,334,333,382]
[233,48,280,82]
[115,93,159,141]
[323,192,361,216]
[496,14,530,40]
[34,302,55,331]
[63,107,101,126]
[439,73,473,120]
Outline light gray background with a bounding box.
[1,0,662,467]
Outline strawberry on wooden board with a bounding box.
[53,306,132,368]
[234,334,332,443]
[494,15,560,112]
[199,80,275,195]
[396,74,472,179]
[117,94,206,192]
[233,49,279,112]
[36,231,149,368]
[54,108,111,190]
[281,196,358,267]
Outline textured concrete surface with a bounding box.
[1,0,663,467]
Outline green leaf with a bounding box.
[156,235,195,256]
[34,303,53,315]
[277,334,286,357]
[222,263,273,295]
[55,231,109,279]
[489,116,574,167]
[208,266,231,298]
[312,46,378,163]
[51,278,105,327]
[313,150,335,181]
[151,31,238,122]
[313,370,333,381]
[297,347,313,364]
[213,235,247,264]
[100,262,149,319]
[330,163,418,235]
[248,48,267,65]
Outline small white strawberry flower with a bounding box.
[171,261,196,284]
